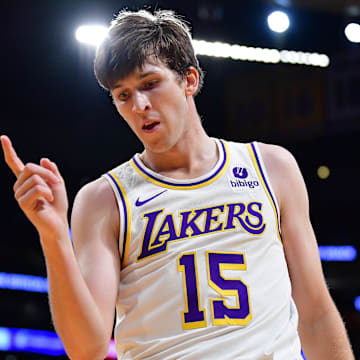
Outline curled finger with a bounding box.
[40,158,63,182]
[17,183,54,210]
[14,174,51,201]
[15,163,59,192]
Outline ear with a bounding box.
[184,67,199,97]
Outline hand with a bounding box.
[1,135,69,241]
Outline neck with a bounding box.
[140,100,219,179]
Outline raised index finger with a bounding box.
[0,135,25,178]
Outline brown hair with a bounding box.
[94,9,204,94]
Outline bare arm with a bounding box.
[47,178,120,360]
[259,143,354,360]
[1,135,120,359]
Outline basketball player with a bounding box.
[1,9,354,360]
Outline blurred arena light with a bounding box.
[0,272,48,293]
[192,40,330,67]
[267,11,290,33]
[193,40,281,63]
[0,328,65,356]
[75,25,108,46]
[0,327,117,358]
[0,327,305,359]
[75,24,329,67]
[354,296,360,311]
[317,165,330,180]
[0,328,11,351]
[344,22,360,43]
[318,246,357,262]
[279,50,329,67]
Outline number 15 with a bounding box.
[177,252,252,330]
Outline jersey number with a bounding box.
[177,252,251,330]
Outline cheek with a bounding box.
[162,90,187,115]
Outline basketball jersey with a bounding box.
[103,139,302,360]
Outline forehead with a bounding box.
[111,60,174,90]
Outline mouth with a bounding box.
[142,120,160,133]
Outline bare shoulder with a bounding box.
[256,142,306,210]
[72,177,119,237]
[256,142,298,172]
[75,177,116,209]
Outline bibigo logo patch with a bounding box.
[229,167,260,191]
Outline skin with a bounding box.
[110,61,218,178]
[1,135,120,359]
[259,143,354,359]
[1,60,354,359]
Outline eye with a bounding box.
[117,91,129,102]
[143,79,158,89]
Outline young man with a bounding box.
[1,9,354,360]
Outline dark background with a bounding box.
[1,0,360,358]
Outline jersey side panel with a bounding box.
[102,172,126,260]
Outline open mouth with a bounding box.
[142,121,160,132]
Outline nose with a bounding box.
[132,91,151,114]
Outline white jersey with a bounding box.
[103,139,302,360]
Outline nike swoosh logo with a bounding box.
[135,190,167,207]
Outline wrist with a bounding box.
[39,223,72,257]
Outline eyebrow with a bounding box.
[112,71,159,90]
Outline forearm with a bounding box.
[1,139,113,358]
[299,304,354,360]
[41,232,111,360]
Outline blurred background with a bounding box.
[1,0,359,358]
